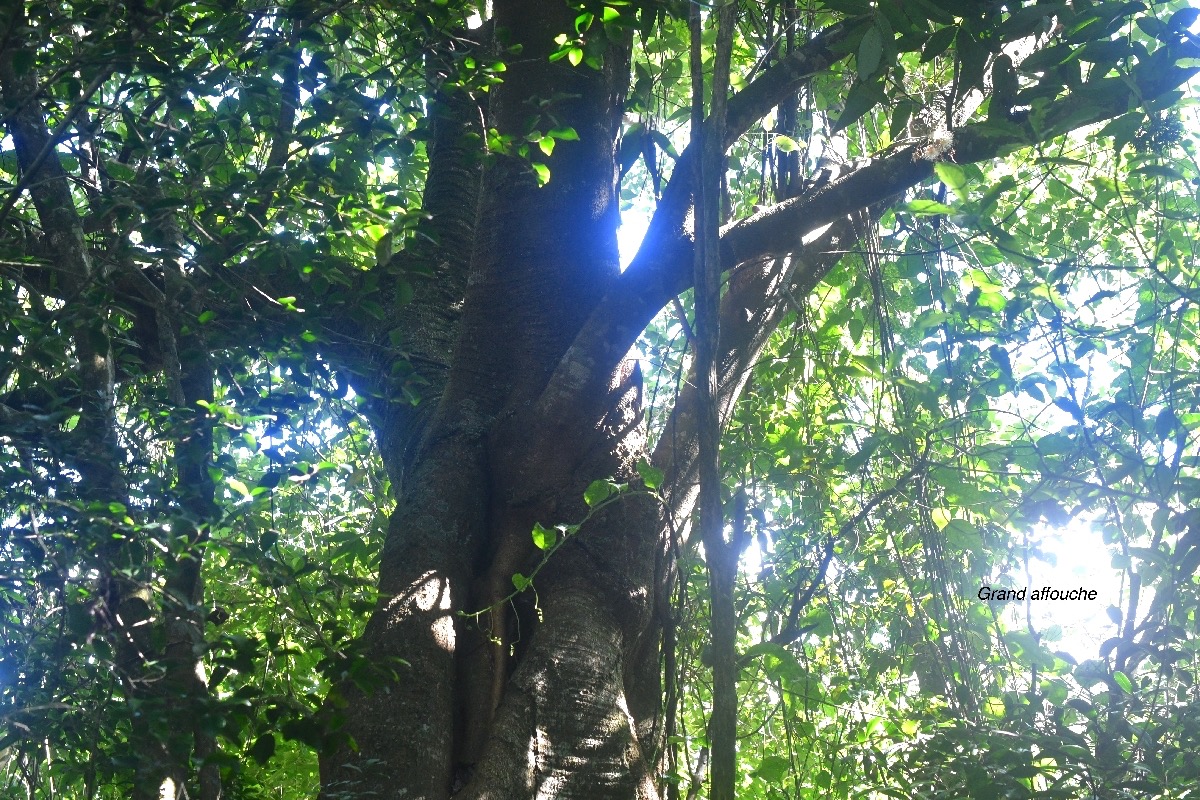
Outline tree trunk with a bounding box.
[314,5,1200,798]
[318,4,666,798]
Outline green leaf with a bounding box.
[280,717,324,748]
[567,47,583,67]
[1053,397,1084,421]
[636,459,664,490]
[105,160,137,181]
[1134,164,1187,182]
[774,134,802,153]
[977,176,1017,214]
[753,754,792,782]
[903,198,953,215]
[531,522,556,551]
[945,520,983,554]
[1113,670,1133,693]
[532,163,551,186]
[250,733,276,765]
[1020,41,1075,73]
[1078,39,1132,64]
[1136,16,1169,40]
[584,479,619,507]
[997,3,1064,39]
[921,24,957,62]
[538,136,555,156]
[227,477,252,499]
[857,25,883,78]
[1043,679,1069,705]
[933,162,967,195]
[511,572,531,591]
[648,130,678,158]
[890,99,915,140]
[832,80,886,133]
[820,0,872,13]
[930,507,952,530]
[1155,409,1180,441]
[1168,7,1200,33]
[257,470,282,489]
[1098,113,1142,152]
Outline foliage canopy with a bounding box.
[1,0,1200,798]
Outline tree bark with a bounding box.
[318,2,650,797]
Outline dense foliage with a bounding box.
[1,0,1199,798]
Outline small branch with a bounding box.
[775,535,835,648]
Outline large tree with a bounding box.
[2,1,1200,799]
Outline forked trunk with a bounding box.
[318,5,665,797]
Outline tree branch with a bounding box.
[776,535,835,647]
[694,5,738,798]
[0,10,125,501]
[653,214,866,537]
[622,20,855,301]
[528,34,1200,476]
[349,33,488,487]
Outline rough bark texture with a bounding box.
[314,9,867,797]
[317,3,655,798]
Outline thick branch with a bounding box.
[775,535,835,648]
[0,403,76,454]
[727,36,1200,262]
[623,20,855,297]
[526,34,1200,485]
[722,20,854,149]
[722,148,931,262]
[360,69,485,486]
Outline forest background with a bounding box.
[2,1,1200,799]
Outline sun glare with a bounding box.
[617,210,650,270]
[1012,520,1126,660]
